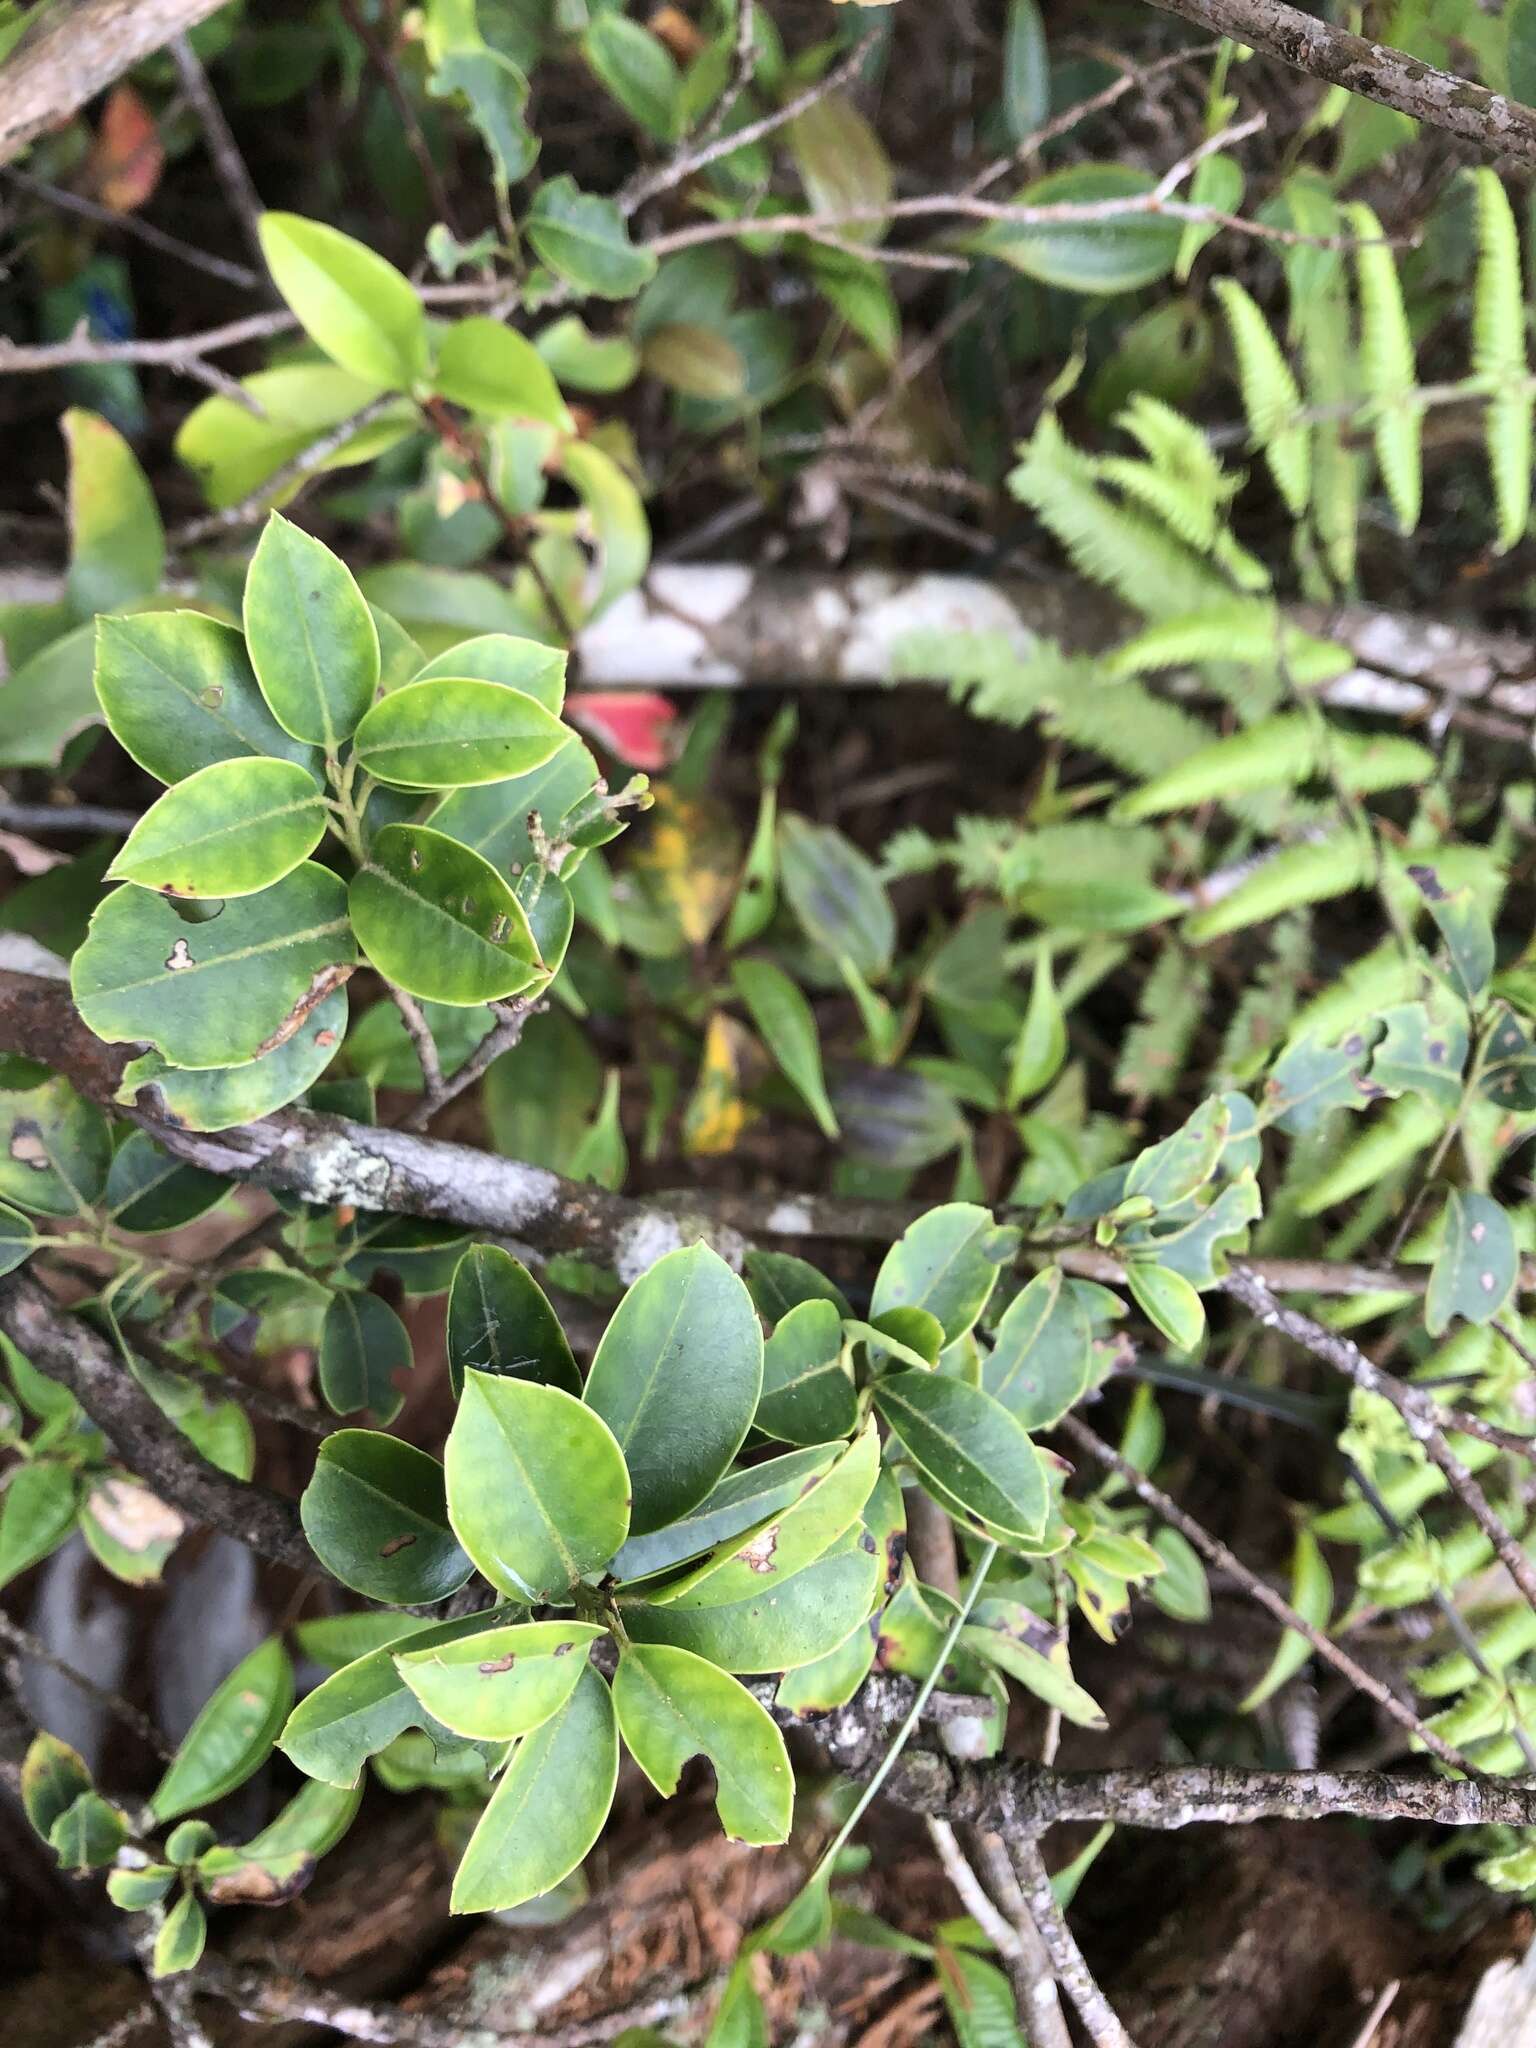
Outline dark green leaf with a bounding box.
[873,1372,1048,1542]
[613,1643,791,1844]
[778,815,894,980]
[0,1073,111,1215]
[1425,1190,1517,1336]
[1409,865,1495,1006]
[527,176,657,299]
[447,1245,581,1399]
[300,1430,473,1604]
[610,1444,838,1585]
[118,985,347,1132]
[279,1612,495,1785]
[0,1462,78,1590]
[319,1290,414,1423]
[149,1637,293,1823]
[756,1297,857,1446]
[871,1203,1017,1348]
[105,1130,227,1234]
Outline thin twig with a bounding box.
[168,393,402,549]
[0,164,261,289]
[386,986,445,1102]
[335,0,462,237]
[0,1610,172,1759]
[168,35,267,272]
[929,1820,1072,2048]
[1008,1837,1136,2048]
[0,801,139,837]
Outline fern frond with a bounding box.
[1096,457,1224,555]
[894,628,1093,729]
[1044,678,1219,782]
[880,826,948,880]
[1105,607,1351,687]
[1297,276,1362,591]
[1470,169,1532,552]
[1185,832,1376,942]
[1214,278,1311,518]
[1213,915,1311,1084]
[1116,945,1210,1100]
[1008,415,1232,621]
[1345,201,1422,534]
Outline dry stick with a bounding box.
[386,986,445,1103]
[398,992,541,1134]
[168,35,267,273]
[1008,1836,1135,2048]
[1223,1267,1536,1621]
[0,0,235,164]
[929,1819,1073,2048]
[0,800,139,837]
[970,1830,1073,2048]
[693,0,756,147]
[0,1609,172,1759]
[1142,0,1536,169]
[0,164,261,290]
[1058,1415,1478,1774]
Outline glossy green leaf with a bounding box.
[434,316,573,427]
[874,1372,1048,1542]
[73,863,355,1069]
[731,956,838,1138]
[319,1289,414,1423]
[872,1204,1017,1349]
[354,678,565,789]
[108,757,326,899]
[584,1243,762,1536]
[756,1297,857,1446]
[1426,1190,1517,1337]
[0,1462,78,1590]
[974,164,1181,293]
[961,1625,1106,1729]
[610,1445,838,1585]
[938,1948,1026,2048]
[107,1864,177,1910]
[1127,1263,1206,1352]
[149,1637,293,1822]
[614,1643,791,1844]
[118,985,347,1131]
[447,1244,581,1399]
[778,814,894,980]
[152,1893,206,1978]
[1125,1096,1230,1210]
[1006,948,1068,1106]
[64,409,164,618]
[585,11,681,140]
[21,1734,92,1840]
[1002,0,1049,141]
[244,513,380,749]
[451,1662,619,1912]
[259,212,428,388]
[395,1617,602,1741]
[1409,864,1495,1007]
[301,1430,473,1604]
[350,824,539,1006]
[94,612,319,787]
[446,1370,631,1601]
[1240,1529,1331,1712]
[621,1532,881,1673]
[411,632,567,714]
[982,1269,1094,1430]
[104,1130,227,1234]
[774,1616,876,1713]
[0,1072,111,1215]
[279,1612,495,1785]
[430,732,601,874]
[1149,1526,1211,1621]
[536,314,639,393]
[527,175,657,299]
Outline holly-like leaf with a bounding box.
[148,1638,293,1823]
[244,514,380,749]
[871,1203,1018,1348]
[447,1244,581,1399]
[583,1243,762,1537]
[1125,1096,1230,1211]
[1425,1190,1517,1337]
[620,1531,880,1673]
[319,1290,414,1423]
[445,1370,631,1601]
[1261,1024,1383,1133]
[756,1297,857,1447]
[451,1663,619,1912]
[350,824,540,1006]
[353,678,566,789]
[118,985,347,1132]
[394,1618,603,1741]
[108,757,326,899]
[300,1430,474,1604]
[613,1643,791,1845]
[73,863,355,1069]
[875,1372,1049,1544]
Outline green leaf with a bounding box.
[1126,1096,1230,1211]
[961,1626,1106,1730]
[80,1476,184,1584]
[1006,949,1067,1106]
[1469,169,1530,552]
[1126,1263,1206,1352]
[585,12,681,140]
[779,815,894,980]
[95,611,320,787]
[0,1072,111,1215]
[105,1130,227,1234]
[118,985,347,1133]
[1215,279,1309,517]
[614,1643,791,1844]
[434,316,574,427]
[1426,1190,1517,1337]
[1002,0,1049,141]
[649,1425,879,1611]
[279,1612,493,1785]
[774,1616,876,1713]
[149,1638,293,1823]
[982,1268,1094,1429]
[0,1462,78,1590]
[451,1663,619,1912]
[431,733,600,875]
[1149,1526,1211,1622]
[411,633,567,714]
[21,1733,92,1841]
[536,315,639,393]
[938,1948,1027,2048]
[641,323,748,400]
[871,1203,1017,1348]
[1261,1024,1382,1134]
[244,513,380,749]
[1240,1528,1330,1711]
[350,824,540,1006]
[975,164,1180,292]
[731,956,838,1138]
[874,1373,1048,1543]
[559,440,651,615]
[319,1290,414,1423]
[583,1243,762,1536]
[755,1298,857,1447]
[395,1618,604,1741]
[107,1864,177,1910]
[445,1370,631,1601]
[72,863,355,1069]
[354,678,566,788]
[63,409,164,618]
[301,1430,473,1604]
[259,212,428,388]
[0,623,98,770]
[152,1893,207,1979]
[527,176,658,299]
[174,363,412,513]
[788,93,892,246]
[1409,864,1495,1007]
[1371,997,1470,1114]
[108,757,326,898]
[610,1444,838,1586]
[620,1533,881,1673]
[447,1244,581,1400]
[1346,200,1421,534]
